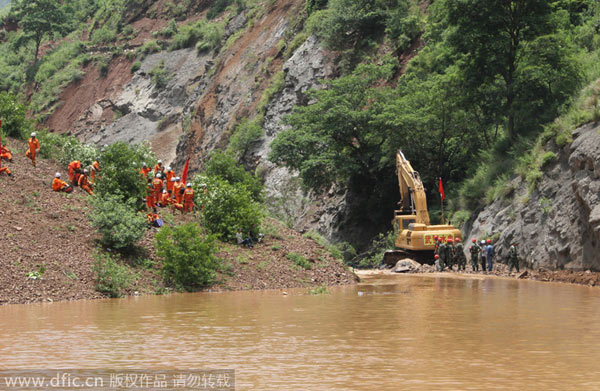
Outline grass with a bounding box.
[286,252,311,270]
[308,284,329,295]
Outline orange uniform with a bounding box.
[52,178,73,193]
[25,137,40,167]
[0,145,12,161]
[183,187,194,213]
[0,166,11,176]
[139,166,151,177]
[90,161,100,184]
[68,160,82,183]
[154,163,164,176]
[152,177,163,204]
[173,181,184,205]
[146,181,155,209]
[78,173,94,195]
[165,170,175,194]
[159,191,171,207]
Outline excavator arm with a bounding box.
[396,150,430,225]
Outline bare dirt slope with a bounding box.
[0,141,357,305]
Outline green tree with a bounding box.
[11,0,69,62]
[0,92,28,138]
[155,223,221,290]
[443,0,581,140]
[204,151,264,202]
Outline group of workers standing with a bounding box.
[0,132,39,176]
[434,236,520,273]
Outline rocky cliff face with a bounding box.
[466,123,600,271]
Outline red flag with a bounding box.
[181,158,190,185]
[438,177,445,201]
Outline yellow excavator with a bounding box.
[383,150,462,264]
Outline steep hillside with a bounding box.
[466,123,600,271]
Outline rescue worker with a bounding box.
[508,243,519,273]
[158,190,170,207]
[480,240,487,272]
[0,165,12,176]
[164,166,175,195]
[52,173,73,193]
[486,239,495,272]
[68,160,82,184]
[146,179,155,210]
[434,254,443,272]
[139,162,151,177]
[455,238,467,271]
[147,210,162,227]
[433,235,439,254]
[90,159,100,184]
[183,183,194,213]
[446,238,455,270]
[154,160,165,176]
[437,238,448,271]
[173,176,184,205]
[77,169,94,195]
[469,238,480,272]
[25,132,40,167]
[0,143,12,161]
[152,173,163,205]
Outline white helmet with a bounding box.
[156,173,162,178]
[142,162,147,167]
[55,172,61,178]
[157,160,162,164]
[175,177,180,181]
[166,166,172,171]
[187,183,192,187]
[170,177,176,182]
[83,169,89,174]
[162,190,167,194]
[31,132,36,138]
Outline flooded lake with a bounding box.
[1,274,600,390]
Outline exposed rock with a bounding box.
[393,259,421,273]
[466,123,600,270]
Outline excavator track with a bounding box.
[383,250,435,267]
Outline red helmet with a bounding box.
[487,239,492,244]
[434,254,439,259]
[455,237,461,242]
[433,235,438,239]
[472,238,476,243]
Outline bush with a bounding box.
[203,151,264,202]
[0,92,28,138]
[227,117,264,160]
[541,151,557,167]
[58,136,99,166]
[95,142,155,205]
[149,60,169,89]
[89,194,148,251]
[169,20,224,52]
[92,252,136,298]
[130,61,141,74]
[192,175,263,241]
[286,252,311,270]
[138,40,161,56]
[155,223,222,290]
[91,25,118,45]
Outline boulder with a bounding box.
[393,259,421,273]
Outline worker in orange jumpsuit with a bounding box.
[152,173,163,205]
[0,166,11,176]
[25,132,40,167]
[90,160,100,184]
[154,160,165,176]
[52,173,73,193]
[139,162,151,177]
[183,183,194,213]
[158,190,171,207]
[68,160,82,184]
[164,166,175,195]
[172,176,184,205]
[146,179,155,209]
[0,144,12,161]
[77,169,94,195]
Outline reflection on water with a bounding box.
[1,275,600,390]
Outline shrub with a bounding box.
[161,20,178,38]
[98,57,111,77]
[155,223,221,290]
[92,252,136,298]
[286,252,312,270]
[192,175,263,241]
[138,40,161,56]
[541,151,557,167]
[227,117,264,160]
[257,71,285,114]
[95,142,155,205]
[58,136,99,166]
[169,20,224,52]
[91,25,118,45]
[149,60,169,89]
[89,194,148,251]
[130,61,141,73]
[0,92,28,138]
[203,151,264,202]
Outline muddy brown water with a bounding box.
[1,274,600,390]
